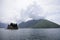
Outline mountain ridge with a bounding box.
[0,22,7,28]
[18,19,60,28]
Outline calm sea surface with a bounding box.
[0,28,60,40]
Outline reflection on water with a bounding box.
[0,28,60,40]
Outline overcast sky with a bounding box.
[0,0,60,25]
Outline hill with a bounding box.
[18,19,60,28]
[0,23,7,28]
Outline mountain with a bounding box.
[19,20,39,28]
[18,19,60,28]
[0,22,7,28]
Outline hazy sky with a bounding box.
[0,0,60,24]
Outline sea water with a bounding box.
[0,28,60,40]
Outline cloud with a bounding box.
[38,0,60,5]
[45,9,60,24]
[0,0,60,25]
[20,3,44,21]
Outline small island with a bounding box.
[7,23,18,30]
